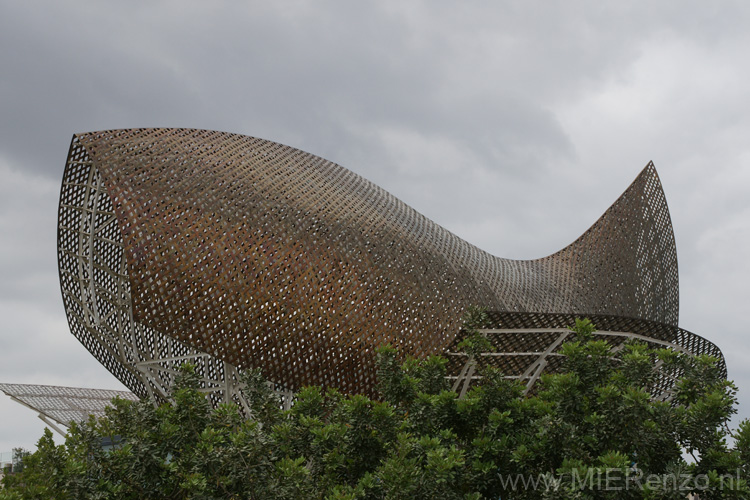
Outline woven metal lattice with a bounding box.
[57,128,711,399]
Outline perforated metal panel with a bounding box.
[0,383,138,427]
[56,128,715,399]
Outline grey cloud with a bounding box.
[1,0,750,448]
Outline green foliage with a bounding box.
[2,320,747,500]
[456,306,493,358]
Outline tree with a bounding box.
[2,318,747,499]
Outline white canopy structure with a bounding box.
[0,383,138,435]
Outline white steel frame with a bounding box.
[446,327,690,401]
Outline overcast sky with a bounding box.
[1,0,749,452]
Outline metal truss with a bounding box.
[445,312,726,401]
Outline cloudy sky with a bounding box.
[1,0,749,452]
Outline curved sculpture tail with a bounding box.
[537,163,679,325]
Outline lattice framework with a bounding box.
[445,312,726,401]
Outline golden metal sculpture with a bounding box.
[57,128,724,404]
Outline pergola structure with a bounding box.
[445,312,724,401]
[54,128,725,409]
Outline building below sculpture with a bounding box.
[0,383,138,435]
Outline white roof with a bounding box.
[0,383,138,428]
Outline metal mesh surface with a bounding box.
[57,128,710,398]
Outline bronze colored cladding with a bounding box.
[58,128,695,398]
